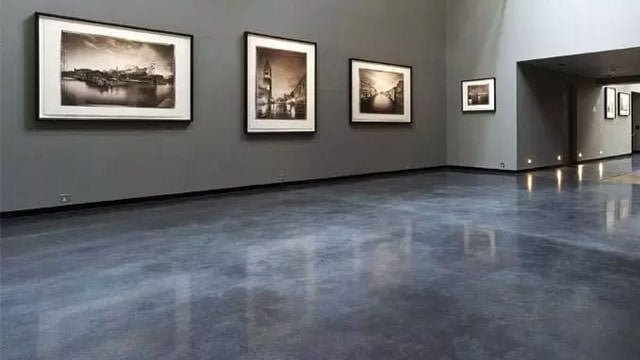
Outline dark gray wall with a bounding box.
[0,0,446,212]
[517,65,574,169]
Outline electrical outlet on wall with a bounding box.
[499,162,505,169]
[59,193,71,204]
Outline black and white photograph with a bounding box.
[359,69,404,114]
[255,47,307,120]
[605,87,616,119]
[37,13,192,121]
[246,32,316,133]
[350,59,412,123]
[461,78,496,113]
[61,31,176,108]
[618,92,630,116]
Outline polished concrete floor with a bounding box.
[2,155,639,359]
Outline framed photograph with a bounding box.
[604,87,616,119]
[36,13,193,121]
[461,77,496,113]
[245,32,316,133]
[350,59,412,123]
[618,92,630,117]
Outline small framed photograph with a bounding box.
[350,59,412,123]
[618,92,630,117]
[36,13,193,121]
[604,87,616,119]
[461,77,496,113]
[245,32,316,133]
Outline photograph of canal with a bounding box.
[359,69,405,114]
[60,31,176,108]
[255,47,307,120]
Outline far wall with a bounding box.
[447,0,640,171]
[576,83,640,162]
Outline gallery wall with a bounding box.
[576,83,640,162]
[0,0,446,212]
[516,65,576,170]
[446,0,640,170]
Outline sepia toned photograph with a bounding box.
[605,87,616,119]
[358,69,404,115]
[467,84,490,105]
[350,59,412,123]
[618,92,630,116]
[461,78,496,113]
[245,32,316,133]
[37,13,192,121]
[255,47,307,120]
[61,31,176,108]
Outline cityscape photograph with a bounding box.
[467,84,490,105]
[60,31,176,108]
[255,46,307,120]
[358,69,404,114]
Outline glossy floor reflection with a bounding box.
[2,155,640,359]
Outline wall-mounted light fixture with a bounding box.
[527,158,533,165]
[557,155,562,161]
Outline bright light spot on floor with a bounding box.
[599,163,604,179]
[556,169,563,192]
[578,164,584,182]
[527,174,533,193]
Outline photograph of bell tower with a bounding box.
[255,46,307,120]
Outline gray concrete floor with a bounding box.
[2,155,639,359]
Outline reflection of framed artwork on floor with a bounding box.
[245,32,316,133]
[618,92,630,116]
[36,13,193,121]
[350,59,412,123]
[604,87,616,119]
[461,77,496,113]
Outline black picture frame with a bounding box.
[35,12,194,122]
[618,92,630,117]
[461,77,496,113]
[244,31,317,134]
[604,87,616,120]
[349,58,413,124]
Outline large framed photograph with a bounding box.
[604,87,616,119]
[618,92,630,117]
[37,13,193,121]
[245,32,316,133]
[461,77,496,113]
[350,59,412,123]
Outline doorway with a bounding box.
[633,92,640,152]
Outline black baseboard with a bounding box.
[3,153,637,218]
[1,165,448,218]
